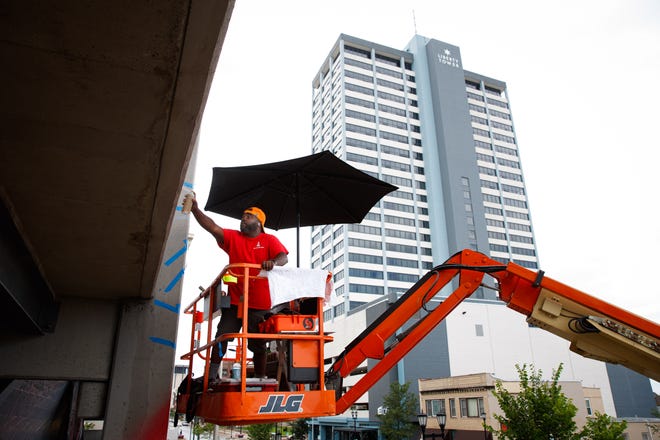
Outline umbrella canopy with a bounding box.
[205,151,398,265]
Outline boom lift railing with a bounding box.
[178,263,336,425]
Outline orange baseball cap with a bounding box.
[244,207,266,229]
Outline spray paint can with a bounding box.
[232,362,241,380]
[182,192,195,214]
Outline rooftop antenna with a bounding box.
[412,9,418,35]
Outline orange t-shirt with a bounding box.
[219,229,288,310]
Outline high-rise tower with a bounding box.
[311,34,537,314]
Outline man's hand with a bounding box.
[262,252,287,271]
[184,195,198,210]
[261,259,276,271]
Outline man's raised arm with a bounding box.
[190,197,224,244]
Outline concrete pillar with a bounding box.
[102,146,197,438]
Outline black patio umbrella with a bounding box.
[205,151,398,266]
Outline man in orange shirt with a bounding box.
[189,196,288,380]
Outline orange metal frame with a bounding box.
[326,249,496,413]
[326,249,660,413]
[177,250,660,425]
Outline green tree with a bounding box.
[191,418,215,439]
[377,381,419,440]
[246,423,276,440]
[290,418,310,439]
[578,412,627,440]
[490,363,578,440]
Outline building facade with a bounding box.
[418,372,605,439]
[309,34,655,439]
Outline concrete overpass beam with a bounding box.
[0,199,59,334]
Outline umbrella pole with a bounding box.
[296,172,301,268]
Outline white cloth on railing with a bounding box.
[262,266,332,307]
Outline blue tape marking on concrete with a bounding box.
[154,299,180,314]
[183,182,194,189]
[164,268,185,293]
[149,337,175,349]
[165,239,188,266]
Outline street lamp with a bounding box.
[351,407,359,440]
[417,412,428,440]
[437,412,446,439]
[481,411,487,440]
[418,412,446,439]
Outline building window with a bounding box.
[375,53,400,67]
[383,201,414,213]
[349,284,384,295]
[515,259,538,269]
[385,228,416,240]
[475,324,484,336]
[344,57,372,71]
[510,234,533,244]
[425,399,445,417]
[466,80,480,90]
[449,399,456,418]
[384,215,415,227]
[585,399,592,416]
[386,243,417,254]
[349,253,383,264]
[344,45,371,59]
[349,224,382,235]
[459,397,485,418]
[349,268,384,279]
[347,137,377,152]
[505,210,529,220]
[386,272,418,283]
[490,244,509,253]
[387,257,419,268]
[348,238,382,250]
[467,91,484,102]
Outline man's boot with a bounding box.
[253,352,267,379]
[208,362,220,381]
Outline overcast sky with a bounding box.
[179,0,659,389]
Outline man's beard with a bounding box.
[240,221,260,235]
